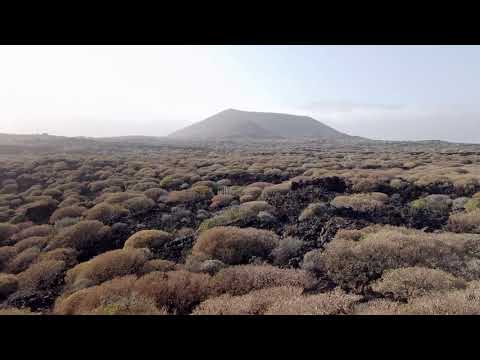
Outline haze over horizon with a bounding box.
[1,45,480,143]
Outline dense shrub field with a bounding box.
[2,139,480,314]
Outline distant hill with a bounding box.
[168,109,355,141]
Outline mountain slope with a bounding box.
[169,109,352,140]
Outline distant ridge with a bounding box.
[168,109,355,141]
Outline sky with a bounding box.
[1,45,480,142]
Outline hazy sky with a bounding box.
[1,45,480,142]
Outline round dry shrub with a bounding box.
[371,267,467,301]
[448,210,480,233]
[0,307,39,315]
[131,181,159,192]
[141,259,179,274]
[331,192,389,212]
[37,247,78,268]
[210,194,235,210]
[0,273,18,298]
[64,248,150,292]
[144,188,167,201]
[53,216,82,230]
[17,260,66,291]
[198,202,275,232]
[272,237,304,266]
[261,182,291,199]
[124,196,155,216]
[0,223,18,245]
[84,203,128,223]
[49,205,86,224]
[265,288,362,315]
[47,220,112,260]
[59,196,82,208]
[465,198,480,213]
[298,202,328,221]
[134,270,211,314]
[12,224,53,242]
[54,275,169,315]
[123,230,173,251]
[43,188,63,200]
[98,192,142,205]
[211,264,314,296]
[166,187,213,204]
[303,226,480,290]
[353,299,403,315]
[0,183,18,194]
[193,286,303,315]
[5,246,41,274]
[13,236,49,252]
[0,246,17,271]
[240,187,262,203]
[398,282,480,315]
[192,226,279,265]
[90,294,168,315]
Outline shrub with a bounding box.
[331,192,389,212]
[12,224,52,242]
[141,259,179,274]
[54,275,163,315]
[265,288,362,315]
[84,203,127,223]
[124,196,155,216]
[448,210,480,233]
[0,246,17,271]
[166,187,213,204]
[0,273,18,298]
[240,187,262,203]
[192,226,279,265]
[14,236,49,252]
[211,264,314,296]
[134,270,211,314]
[47,220,112,260]
[64,248,150,292]
[298,202,328,221]
[193,286,303,315]
[303,226,480,291]
[5,246,41,274]
[353,299,403,315]
[465,198,480,213]
[0,223,18,245]
[144,188,167,201]
[261,182,291,199]
[371,267,467,301]
[210,194,235,210]
[0,307,39,315]
[131,182,159,192]
[37,247,78,268]
[410,194,452,214]
[49,205,86,224]
[123,230,173,251]
[198,201,276,232]
[53,216,82,230]
[17,260,66,291]
[398,282,480,315]
[99,192,141,205]
[272,237,304,266]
